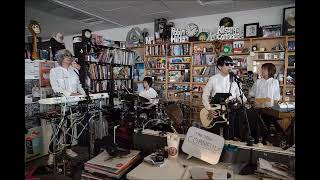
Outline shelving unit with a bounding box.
[142,35,295,124]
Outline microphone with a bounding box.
[229,71,242,83]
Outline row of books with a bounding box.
[145,58,166,69]
[168,70,190,82]
[89,80,110,93]
[193,77,210,83]
[193,54,214,65]
[92,49,135,65]
[82,150,140,179]
[88,63,111,80]
[113,66,132,79]
[145,44,166,56]
[169,64,190,70]
[192,66,216,76]
[114,80,132,91]
[169,57,192,63]
[168,44,190,56]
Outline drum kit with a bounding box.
[118,92,190,134]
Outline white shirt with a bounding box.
[249,77,280,108]
[202,73,247,110]
[139,87,158,104]
[49,66,86,97]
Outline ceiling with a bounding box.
[25,0,294,41]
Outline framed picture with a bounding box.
[283,6,295,35]
[244,23,259,38]
[262,25,282,37]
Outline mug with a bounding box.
[167,133,180,159]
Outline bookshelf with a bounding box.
[85,46,135,105]
[142,35,295,123]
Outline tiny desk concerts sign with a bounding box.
[182,127,224,164]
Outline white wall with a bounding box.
[65,4,294,54]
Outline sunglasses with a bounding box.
[225,63,234,66]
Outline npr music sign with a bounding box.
[182,127,224,164]
[215,26,243,40]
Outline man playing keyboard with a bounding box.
[47,49,85,165]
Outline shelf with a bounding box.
[145,55,165,57]
[192,75,210,77]
[168,69,190,71]
[251,36,286,40]
[144,43,166,46]
[169,62,191,64]
[288,50,295,52]
[113,63,133,66]
[168,82,191,84]
[253,50,285,53]
[252,59,285,61]
[135,62,144,64]
[130,46,144,49]
[287,66,295,69]
[193,52,215,55]
[167,42,191,45]
[191,82,207,85]
[230,53,250,56]
[92,79,112,81]
[145,68,166,70]
[192,64,215,67]
[154,81,166,84]
[133,81,144,83]
[191,91,203,93]
[168,55,192,58]
[86,61,110,64]
[113,78,132,80]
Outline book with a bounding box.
[40,61,55,87]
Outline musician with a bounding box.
[248,63,283,145]
[47,49,85,165]
[139,77,158,109]
[249,63,280,108]
[202,55,247,140]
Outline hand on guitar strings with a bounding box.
[208,110,219,119]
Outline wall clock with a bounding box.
[82,29,92,41]
[219,17,233,27]
[185,23,199,37]
[198,32,208,41]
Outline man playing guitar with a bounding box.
[202,56,248,140]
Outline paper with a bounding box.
[212,168,228,180]
[189,167,210,180]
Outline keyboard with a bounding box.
[38,93,109,105]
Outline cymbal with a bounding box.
[122,93,149,103]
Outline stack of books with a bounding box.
[82,150,141,179]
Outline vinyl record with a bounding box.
[219,17,233,27]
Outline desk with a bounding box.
[127,153,259,180]
[261,107,295,130]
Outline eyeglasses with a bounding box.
[225,63,234,66]
[64,54,72,58]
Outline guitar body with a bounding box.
[200,104,227,129]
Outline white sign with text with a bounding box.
[182,127,224,164]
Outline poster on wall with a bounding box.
[282,6,295,35]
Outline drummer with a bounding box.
[139,77,158,109]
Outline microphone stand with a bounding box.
[232,75,257,175]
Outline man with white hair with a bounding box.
[47,49,85,165]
